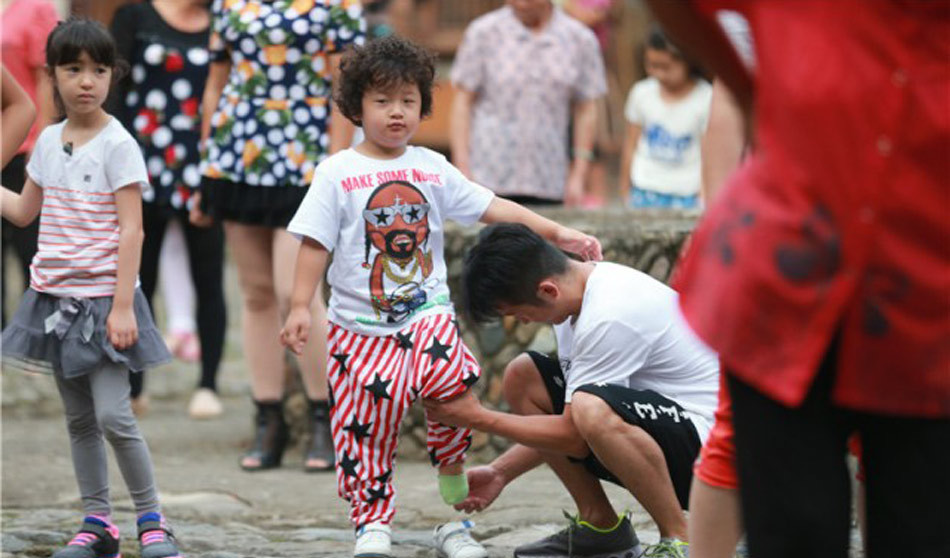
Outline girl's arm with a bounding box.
[480,197,602,261]
[618,121,641,202]
[192,41,231,226]
[108,184,145,350]
[327,53,355,154]
[449,88,476,178]
[565,97,598,207]
[1,66,36,168]
[281,237,330,355]
[701,78,746,204]
[199,54,231,146]
[1,178,43,226]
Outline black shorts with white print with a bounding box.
[526,351,702,510]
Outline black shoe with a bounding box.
[240,399,288,471]
[52,517,120,558]
[513,512,642,558]
[304,398,335,472]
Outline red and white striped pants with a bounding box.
[327,313,481,528]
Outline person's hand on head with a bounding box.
[555,226,603,261]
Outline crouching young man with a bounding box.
[425,223,718,558]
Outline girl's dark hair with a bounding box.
[45,18,128,117]
[335,35,436,126]
[643,24,705,79]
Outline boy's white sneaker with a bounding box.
[433,520,488,558]
[355,521,392,558]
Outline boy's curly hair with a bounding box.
[335,35,437,126]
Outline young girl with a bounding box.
[0,19,183,558]
[620,25,712,210]
[279,35,601,558]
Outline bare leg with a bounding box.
[504,355,618,529]
[225,223,285,400]
[688,477,742,558]
[571,392,688,540]
[225,223,285,469]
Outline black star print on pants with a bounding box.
[332,353,350,374]
[423,337,452,363]
[364,374,393,404]
[395,331,414,350]
[344,417,373,440]
[367,485,390,505]
[340,452,359,478]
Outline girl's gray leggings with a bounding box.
[54,363,160,516]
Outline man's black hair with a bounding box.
[462,223,569,324]
[335,35,436,126]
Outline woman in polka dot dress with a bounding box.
[194,0,365,472]
[112,0,229,419]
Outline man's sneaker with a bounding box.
[137,513,183,558]
[433,520,488,558]
[643,538,689,558]
[514,511,642,558]
[355,521,392,558]
[53,517,121,558]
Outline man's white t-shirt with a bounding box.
[625,77,713,197]
[288,146,494,336]
[554,262,718,441]
[26,118,148,298]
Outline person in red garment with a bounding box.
[647,1,950,557]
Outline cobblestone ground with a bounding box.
[2,396,658,557]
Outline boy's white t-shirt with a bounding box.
[554,262,719,441]
[625,77,713,197]
[26,118,148,298]
[288,146,494,336]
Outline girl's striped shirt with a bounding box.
[25,118,148,298]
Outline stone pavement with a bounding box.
[2,394,657,558]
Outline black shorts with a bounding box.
[527,351,702,510]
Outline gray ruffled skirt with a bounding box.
[1,288,172,378]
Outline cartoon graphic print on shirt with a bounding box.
[362,180,434,324]
[643,123,695,165]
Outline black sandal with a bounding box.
[240,399,288,471]
[304,398,336,473]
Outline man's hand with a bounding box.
[454,465,507,513]
[555,226,603,261]
[423,390,484,429]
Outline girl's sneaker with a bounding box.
[53,517,121,558]
[355,521,392,557]
[433,520,487,558]
[137,513,182,558]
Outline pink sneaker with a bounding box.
[166,330,201,363]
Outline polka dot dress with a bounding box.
[114,3,210,212]
[201,0,364,224]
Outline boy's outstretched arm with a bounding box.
[480,197,603,261]
[281,237,330,355]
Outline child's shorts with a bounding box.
[695,370,866,490]
[1,288,171,378]
[630,186,701,210]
